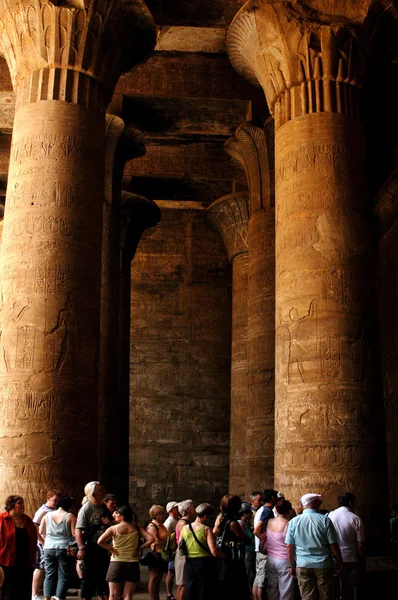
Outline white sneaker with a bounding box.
[32,595,42,600]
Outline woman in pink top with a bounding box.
[266,500,295,600]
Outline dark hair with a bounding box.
[263,489,278,503]
[104,494,116,503]
[275,500,292,516]
[391,504,398,514]
[117,505,134,523]
[196,503,215,518]
[5,495,23,512]
[338,492,356,508]
[220,494,242,517]
[56,496,73,511]
[239,503,253,517]
[250,491,262,499]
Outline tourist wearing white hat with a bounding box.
[285,494,343,600]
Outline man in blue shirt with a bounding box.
[285,493,343,600]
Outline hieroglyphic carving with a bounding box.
[227,1,361,128]
[225,121,276,496]
[226,1,388,542]
[206,192,249,261]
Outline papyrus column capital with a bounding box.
[227,1,365,128]
[225,120,274,213]
[206,192,249,262]
[0,0,156,112]
[121,191,160,263]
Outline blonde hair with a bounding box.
[149,504,166,519]
[84,481,100,502]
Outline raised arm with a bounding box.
[97,525,119,556]
[147,523,164,547]
[138,525,155,550]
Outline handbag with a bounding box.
[139,547,158,568]
[178,535,188,556]
[216,519,245,561]
[259,532,268,555]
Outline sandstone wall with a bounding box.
[129,206,232,520]
[379,218,398,504]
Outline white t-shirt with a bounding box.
[328,506,365,562]
[164,515,178,533]
[254,507,262,552]
[33,503,53,526]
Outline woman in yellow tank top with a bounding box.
[97,505,154,600]
[181,503,225,600]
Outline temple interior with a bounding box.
[0,0,398,558]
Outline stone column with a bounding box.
[206,192,249,497]
[0,0,155,514]
[119,192,160,505]
[228,0,388,547]
[225,121,275,498]
[99,120,147,501]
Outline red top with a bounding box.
[0,511,37,567]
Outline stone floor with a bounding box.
[65,570,165,599]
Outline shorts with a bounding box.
[106,561,140,583]
[168,560,175,571]
[174,551,186,585]
[148,552,168,573]
[253,552,267,588]
[35,543,44,569]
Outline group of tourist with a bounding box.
[0,481,377,600]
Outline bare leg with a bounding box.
[32,568,45,597]
[109,582,122,600]
[122,581,136,600]
[166,570,175,597]
[177,584,186,600]
[148,569,162,600]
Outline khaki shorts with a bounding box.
[296,567,333,600]
[174,550,186,586]
[253,552,267,588]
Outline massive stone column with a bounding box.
[99,120,147,502]
[225,121,275,498]
[206,192,249,498]
[0,0,155,514]
[119,192,160,506]
[228,0,388,547]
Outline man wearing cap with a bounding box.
[164,501,180,600]
[285,493,343,600]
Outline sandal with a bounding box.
[166,596,176,600]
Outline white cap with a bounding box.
[300,493,322,508]
[166,501,178,513]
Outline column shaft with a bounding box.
[246,208,275,494]
[230,251,249,497]
[275,112,385,539]
[0,101,103,510]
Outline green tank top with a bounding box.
[182,524,211,558]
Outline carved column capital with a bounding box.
[206,192,249,262]
[227,1,363,127]
[121,191,160,263]
[225,120,274,213]
[0,0,156,112]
